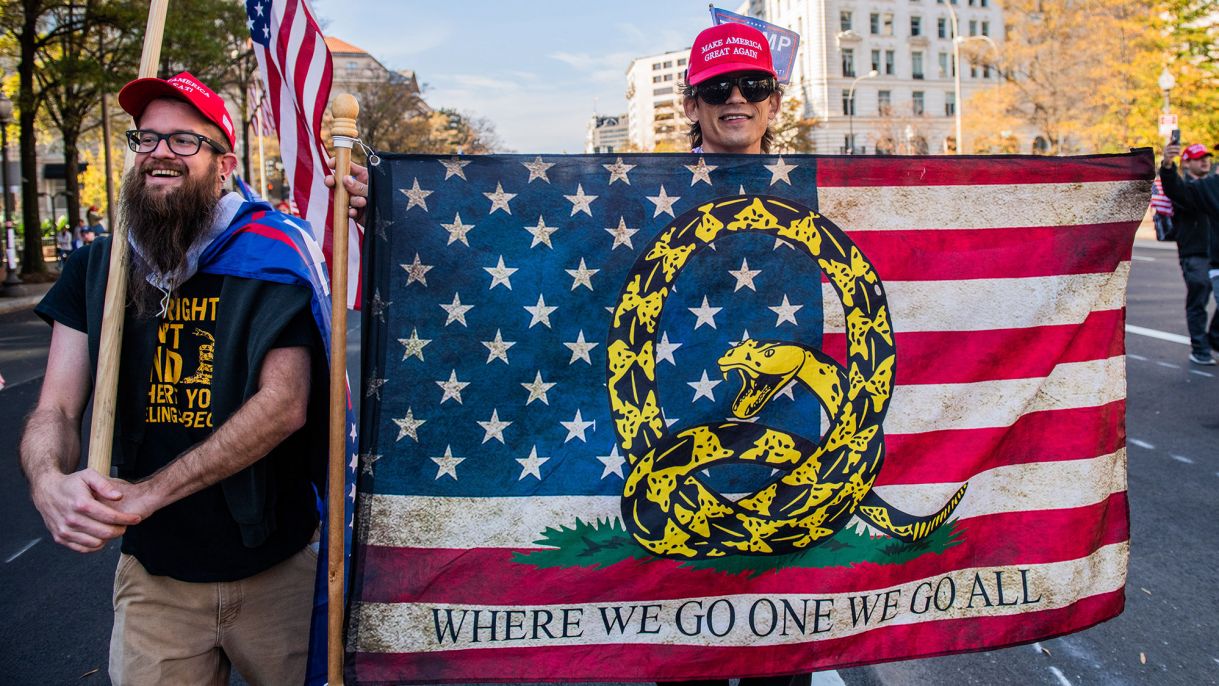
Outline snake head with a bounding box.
[717,340,803,419]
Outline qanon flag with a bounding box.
[346,151,1152,682]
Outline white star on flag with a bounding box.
[359,452,381,476]
[440,213,475,246]
[565,257,598,291]
[440,292,473,327]
[481,329,516,364]
[401,253,433,287]
[522,156,555,183]
[431,445,465,480]
[688,370,722,402]
[436,369,470,404]
[605,217,639,250]
[775,383,797,401]
[647,185,680,217]
[689,295,722,329]
[439,157,471,180]
[516,446,549,480]
[478,408,512,444]
[685,157,717,185]
[524,294,557,328]
[769,294,803,326]
[656,331,682,365]
[596,445,627,479]
[564,184,597,216]
[765,156,798,185]
[560,409,596,443]
[484,182,516,214]
[603,157,636,185]
[563,330,599,365]
[399,327,430,361]
[483,255,518,290]
[402,178,432,210]
[729,258,762,292]
[521,371,556,405]
[393,407,425,442]
[524,215,560,248]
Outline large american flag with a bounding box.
[246,0,363,309]
[346,152,1151,682]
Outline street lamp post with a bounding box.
[947,3,962,154]
[946,4,1000,155]
[0,89,20,287]
[847,69,878,154]
[1158,68,1175,114]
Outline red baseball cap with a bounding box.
[118,71,236,149]
[1182,143,1212,160]
[686,23,777,86]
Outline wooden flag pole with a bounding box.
[327,93,359,686]
[87,0,169,474]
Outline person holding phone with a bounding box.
[1160,138,1219,364]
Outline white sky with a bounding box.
[310,1,720,152]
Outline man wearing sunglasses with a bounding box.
[21,71,362,684]
[682,23,783,154]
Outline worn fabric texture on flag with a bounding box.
[347,151,1153,683]
[246,0,363,309]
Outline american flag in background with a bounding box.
[346,151,1152,683]
[246,0,363,310]
[246,77,275,138]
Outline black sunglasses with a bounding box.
[694,74,779,105]
[125,129,227,156]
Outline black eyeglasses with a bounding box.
[693,74,779,105]
[125,129,227,156]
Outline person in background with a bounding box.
[1159,142,1219,365]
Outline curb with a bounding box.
[0,283,53,315]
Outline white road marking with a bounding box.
[1170,455,1195,464]
[1129,439,1155,450]
[1049,666,1073,686]
[811,671,847,686]
[1127,353,1148,361]
[1189,369,1215,378]
[1126,324,1190,346]
[1155,361,1179,369]
[5,538,41,563]
[1131,255,1156,262]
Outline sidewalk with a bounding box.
[0,281,53,315]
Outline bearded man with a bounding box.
[20,72,359,685]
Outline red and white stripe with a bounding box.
[251,0,362,309]
[348,154,1153,681]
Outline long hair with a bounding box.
[682,81,782,154]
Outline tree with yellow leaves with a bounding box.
[963,0,1219,154]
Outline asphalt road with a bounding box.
[0,241,1215,685]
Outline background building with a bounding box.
[586,114,629,153]
[625,48,689,151]
[738,0,1008,154]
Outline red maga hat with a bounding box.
[1182,143,1212,160]
[686,23,777,86]
[118,71,236,149]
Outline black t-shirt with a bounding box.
[37,245,320,582]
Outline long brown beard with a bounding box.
[120,158,221,317]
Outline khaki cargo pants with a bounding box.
[109,543,317,686]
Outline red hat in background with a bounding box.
[686,23,777,86]
[1182,143,1212,160]
[118,71,236,149]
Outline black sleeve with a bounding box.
[33,244,92,332]
[270,290,319,350]
[1160,165,1219,215]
